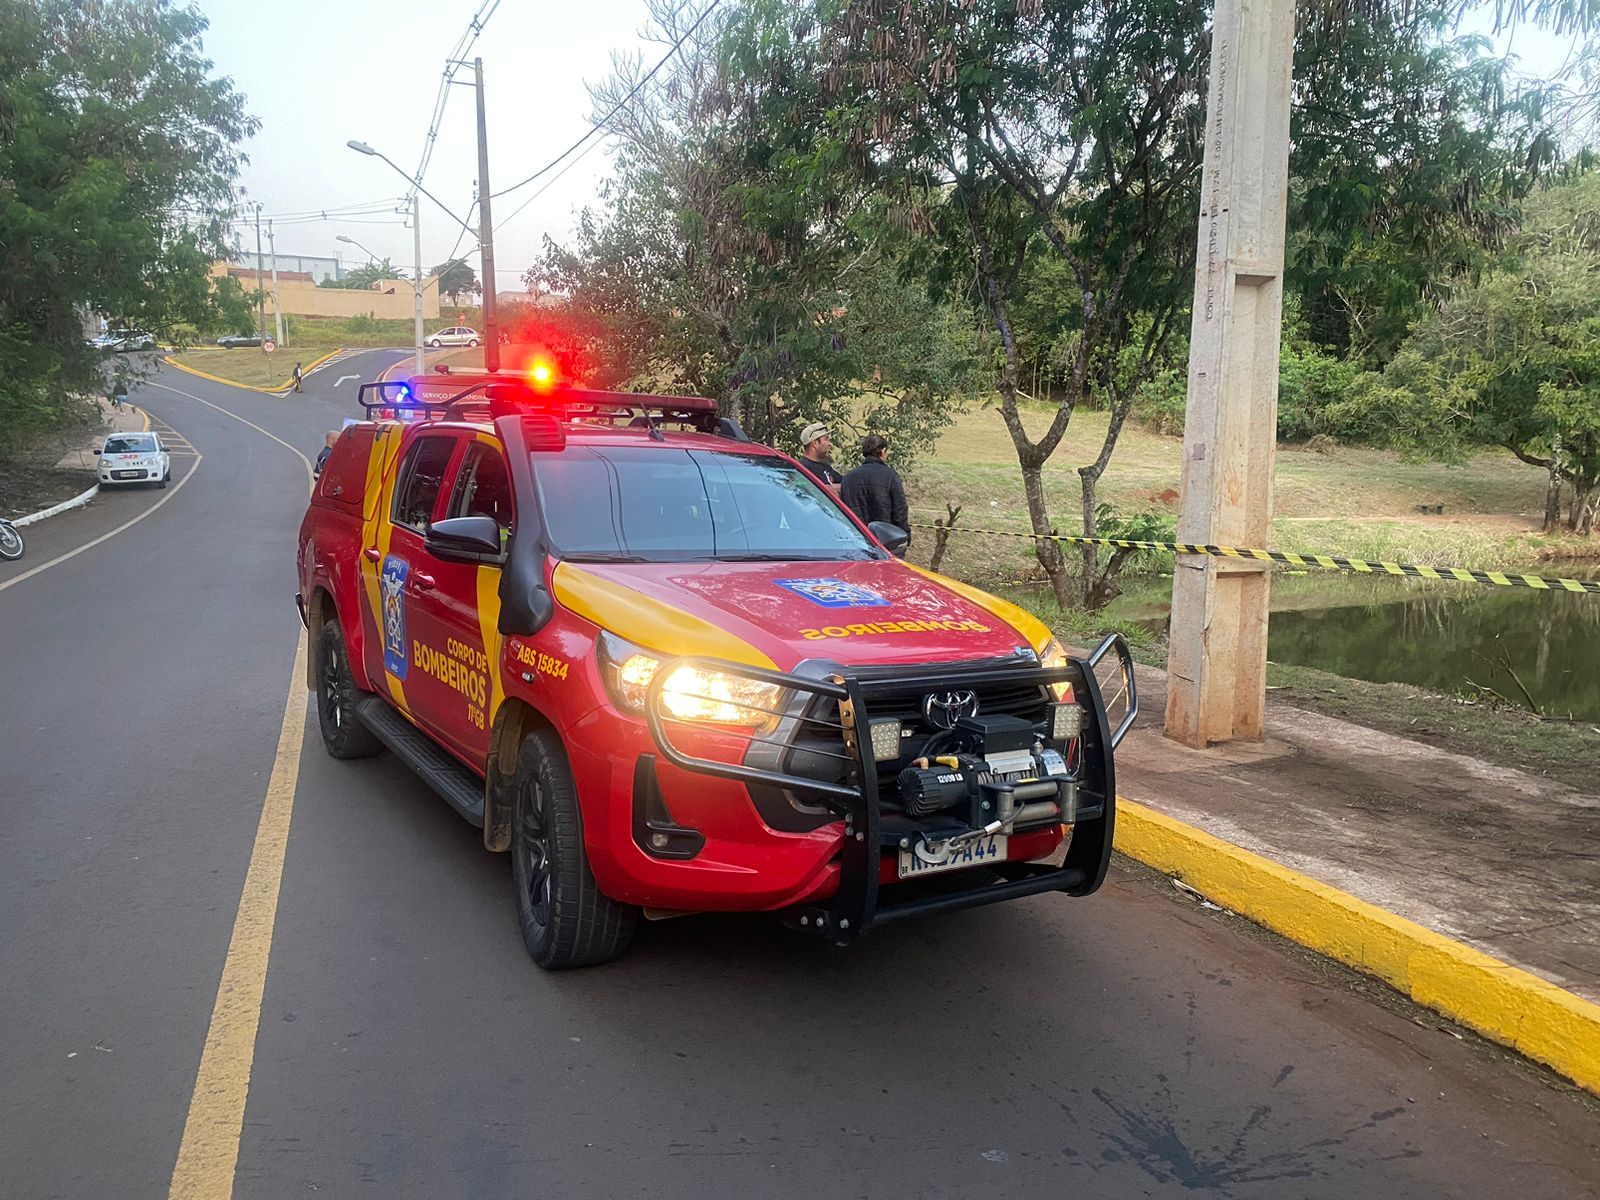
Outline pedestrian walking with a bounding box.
[291,362,304,393]
[840,433,910,549]
[314,431,338,478]
[110,377,128,413]
[795,421,843,490]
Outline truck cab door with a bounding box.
[366,430,463,735]
[409,437,515,764]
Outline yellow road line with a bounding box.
[166,634,309,1200]
[162,347,344,395]
[1115,798,1600,1094]
[0,454,203,594]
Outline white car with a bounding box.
[90,331,157,352]
[425,326,480,348]
[99,431,171,488]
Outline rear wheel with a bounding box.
[316,619,382,759]
[0,521,23,561]
[511,730,637,969]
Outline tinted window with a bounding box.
[532,447,881,562]
[448,445,514,534]
[105,434,157,453]
[393,436,457,531]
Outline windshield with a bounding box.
[105,434,157,454]
[533,446,883,562]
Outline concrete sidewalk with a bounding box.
[1114,661,1599,1004]
[53,398,149,472]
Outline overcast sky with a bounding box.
[198,0,661,287]
[195,0,1584,290]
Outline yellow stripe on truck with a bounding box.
[358,424,409,712]
[551,562,776,669]
[900,562,1055,657]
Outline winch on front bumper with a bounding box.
[644,633,1137,944]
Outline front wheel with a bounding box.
[0,521,23,561]
[511,731,637,969]
[427,339,441,349]
[316,619,383,759]
[468,339,480,347]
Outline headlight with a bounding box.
[598,633,785,732]
[1039,637,1077,704]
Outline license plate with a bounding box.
[113,470,142,479]
[897,833,1007,879]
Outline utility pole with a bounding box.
[411,194,425,375]
[472,56,500,372]
[1164,0,1296,748]
[252,201,265,339]
[266,220,285,348]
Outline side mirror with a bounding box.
[426,515,503,560]
[868,521,910,555]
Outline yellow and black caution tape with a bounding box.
[909,523,1600,594]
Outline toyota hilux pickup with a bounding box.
[296,371,1136,968]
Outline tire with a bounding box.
[427,339,441,349]
[0,522,23,561]
[511,730,637,969]
[316,619,383,759]
[468,339,479,347]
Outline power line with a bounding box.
[411,0,502,190]
[496,131,604,232]
[491,0,722,201]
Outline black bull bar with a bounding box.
[644,634,1137,944]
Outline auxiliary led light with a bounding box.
[1050,703,1084,742]
[868,719,903,762]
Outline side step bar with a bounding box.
[354,696,486,827]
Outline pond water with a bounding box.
[1101,570,1600,722]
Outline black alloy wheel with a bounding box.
[510,731,637,969]
[315,620,382,759]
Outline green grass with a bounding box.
[167,345,339,389]
[1263,660,1600,792]
[905,400,1596,588]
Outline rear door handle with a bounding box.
[413,572,436,591]
[363,547,381,562]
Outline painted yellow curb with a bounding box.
[162,347,343,395]
[1114,797,1600,1094]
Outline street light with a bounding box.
[345,140,427,374]
[335,233,378,266]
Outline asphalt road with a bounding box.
[2,351,1597,1200]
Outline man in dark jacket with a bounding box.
[841,433,909,547]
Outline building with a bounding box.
[227,250,345,285]
[214,264,439,321]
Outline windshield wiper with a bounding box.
[713,553,841,562]
[566,552,652,563]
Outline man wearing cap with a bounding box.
[796,421,843,490]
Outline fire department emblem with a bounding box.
[774,578,891,608]
[380,555,410,679]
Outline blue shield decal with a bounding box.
[380,555,410,678]
[774,577,892,608]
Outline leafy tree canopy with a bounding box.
[430,258,481,302]
[0,0,256,451]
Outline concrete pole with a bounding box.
[473,57,500,373]
[266,220,285,348]
[412,194,425,376]
[252,202,265,340]
[1163,0,1296,748]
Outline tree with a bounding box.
[340,259,401,291]
[0,0,256,452]
[1345,171,1600,533]
[533,0,981,459]
[430,258,480,303]
[810,0,1568,607]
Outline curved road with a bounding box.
[1,352,1596,1199]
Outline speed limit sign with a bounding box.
[263,339,276,353]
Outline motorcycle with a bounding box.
[0,517,24,561]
